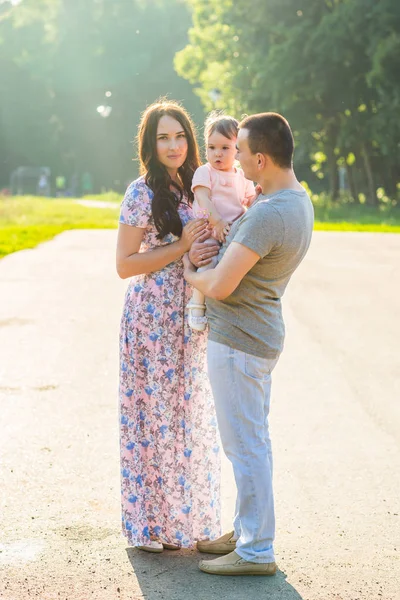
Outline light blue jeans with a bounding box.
[207,340,279,563]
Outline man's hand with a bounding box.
[184,241,260,300]
[189,235,219,268]
[182,252,195,274]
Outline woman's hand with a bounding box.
[189,237,220,268]
[179,218,208,253]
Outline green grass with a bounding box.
[315,221,400,232]
[0,196,119,258]
[1,193,399,259]
[313,201,400,232]
[81,191,122,203]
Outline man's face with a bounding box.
[235,128,258,181]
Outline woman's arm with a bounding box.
[116,219,207,279]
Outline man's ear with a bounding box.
[257,153,266,170]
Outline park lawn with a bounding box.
[313,201,400,232]
[315,221,400,232]
[1,194,399,259]
[314,214,400,233]
[0,196,119,258]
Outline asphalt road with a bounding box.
[0,230,399,600]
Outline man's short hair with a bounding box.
[239,113,294,168]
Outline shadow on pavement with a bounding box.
[127,548,304,600]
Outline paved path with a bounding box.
[0,230,399,600]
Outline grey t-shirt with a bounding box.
[206,188,314,358]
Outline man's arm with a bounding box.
[183,241,260,301]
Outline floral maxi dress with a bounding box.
[119,177,221,547]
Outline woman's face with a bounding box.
[156,115,188,176]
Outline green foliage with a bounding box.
[176,0,400,207]
[2,0,399,216]
[0,0,204,192]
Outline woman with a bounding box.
[116,100,221,552]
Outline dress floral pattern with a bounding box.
[119,176,221,547]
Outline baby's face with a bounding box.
[207,131,237,172]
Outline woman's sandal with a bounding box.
[162,542,181,550]
[187,302,208,332]
[138,540,163,553]
[137,539,181,552]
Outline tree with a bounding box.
[0,0,204,191]
[176,0,400,204]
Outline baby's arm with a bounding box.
[242,180,258,208]
[194,186,230,242]
[244,184,263,207]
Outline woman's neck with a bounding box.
[167,168,179,182]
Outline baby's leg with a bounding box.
[188,267,208,331]
[191,287,206,310]
[188,241,219,331]
[191,257,216,311]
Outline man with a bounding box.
[183,112,314,576]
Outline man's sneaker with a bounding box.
[197,531,237,555]
[199,550,277,576]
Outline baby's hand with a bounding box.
[213,219,231,243]
[242,185,262,208]
[241,197,252,208]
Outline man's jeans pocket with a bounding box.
[244,353,279,381]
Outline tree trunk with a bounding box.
[327,146,339,201]
[360,142,377,206]
[386,165,399,200]
[325,119,340,201]
[346,163,358,203]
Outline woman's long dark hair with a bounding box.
[137,100,201,239]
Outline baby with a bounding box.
[187,113,256,331]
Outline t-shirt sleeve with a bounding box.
[232,202,284,258]
[119,180,152,228]
[191,164,212,192]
